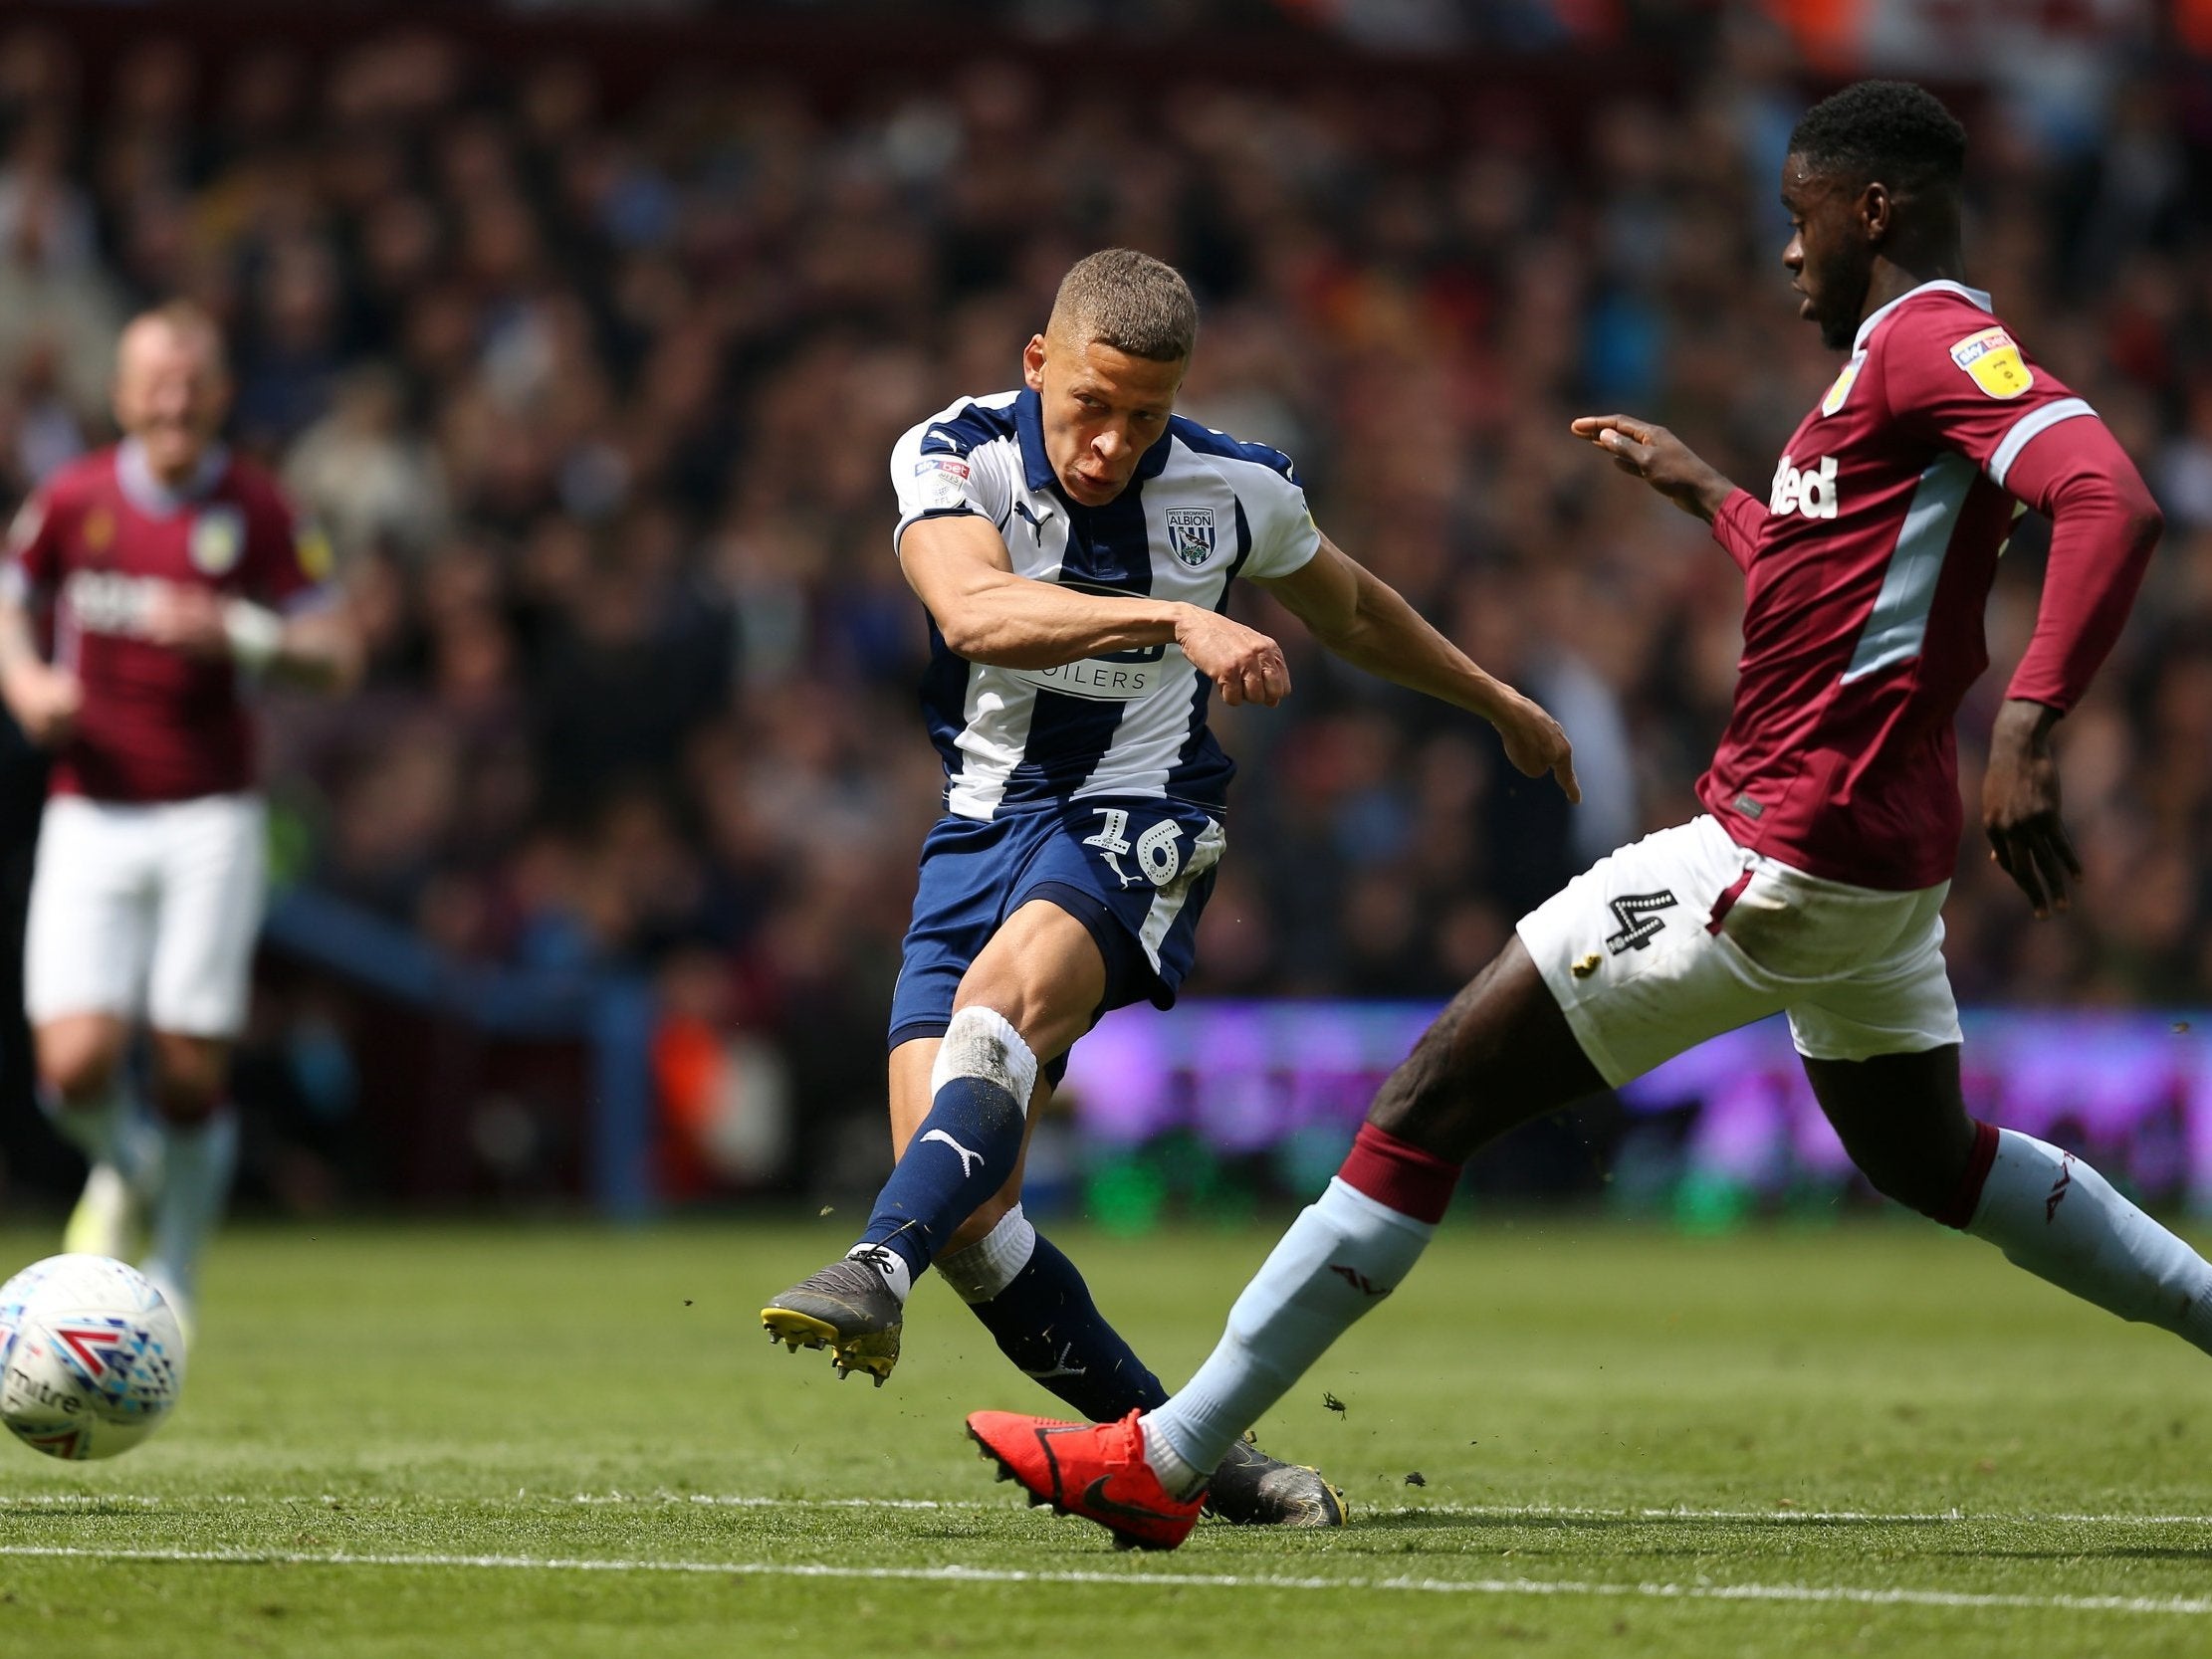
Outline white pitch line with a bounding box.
[8,1493,2212,1527]
[0,1543,2207,1618]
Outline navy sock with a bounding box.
[861,1008,1037,1280]
[965,1232,1170,1421]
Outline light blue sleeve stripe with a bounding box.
[1841,452,1976,686]
[1988,397,2097,490]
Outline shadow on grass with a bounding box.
[1357,1510,1951,1534]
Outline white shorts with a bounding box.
[24,792,269,1040]
[1516,815,1962,1087]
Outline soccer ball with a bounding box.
[0,1254,186,1461]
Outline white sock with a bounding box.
[936,1206,1037,1305]
[1146,1178,1436,1497]
[1968,1130,2212,1351]
[141,1109,239,1298]
[847,1241,915,1304]
[38,1078,128,1169]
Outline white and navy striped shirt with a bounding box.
[891,388,1320,820]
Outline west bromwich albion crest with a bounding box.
[188,506,245,576]
[1165,507,1216,567]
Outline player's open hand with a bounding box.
[3,661,81,746]
[141,582,231,660]
[1492,690,1581,804]
[1570,415,1735,523]
[1983,699,2080,920]
[1177,607,1291,708]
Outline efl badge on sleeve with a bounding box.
[188,506,245,576]
[295,519,334,582]
[1948,326,2034,400]
[1820,353,1864,417]
[1165,507,1216,567]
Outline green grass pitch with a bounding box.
[0,1215,2207,1657]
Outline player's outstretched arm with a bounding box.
[899,514,1291,707]
[1569,415,1739,522]
[1255,536,1579,802]
[140,584,363,693]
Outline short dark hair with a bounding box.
[1789,80,1966,193]
[1048,249,1198,363]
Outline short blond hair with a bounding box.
[121,300,227,366]
[1047,249,1198,363]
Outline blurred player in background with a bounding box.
[0,302,360,1338]
[762,249,1576,1524]
[968,84,2191,1550]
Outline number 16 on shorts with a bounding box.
[1082,806,1185,890]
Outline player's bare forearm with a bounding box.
[928,568,1187,670]
[268,608,364,693]
[1263,540,1580,800]
[899,514,1181,668]
[1569,415,1736,522]
[1983,698,2078,920]
[1297,560,1510,719]
[900,513,1288,703]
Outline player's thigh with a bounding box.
[25,795,157,1032]
[952,898,1109,1063]
[1800,1045,1974,1214]
[145,794,267,1042]
[1367,936,1607,1160]
[889,1036,1050,1251]
[1513,816,1786,1089]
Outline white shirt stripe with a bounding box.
[1988,397,2098,490]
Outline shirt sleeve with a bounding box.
[244,492,340,612]
[1236,457,1321,581]
[1879,304,2099,480]
[890,413,1013,555]
[2,487,63,604]
[1880,303,2159,713]
[1991,414,2162,712]
[1709,488,1766,573]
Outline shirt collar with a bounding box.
[116,436,230,517]
[1853,278,1992,354]
[1012,388,1178,501]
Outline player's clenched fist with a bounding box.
[1491,690,1581,804]
[1176,607,1291,708]
[2,661,82,747]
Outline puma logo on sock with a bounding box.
[921,1129,984,1177]
[1329,1264,1391,1297]
[1023,1342,1088,1380]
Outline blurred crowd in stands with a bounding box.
[0,13,2208,1169]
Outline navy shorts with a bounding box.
[887,797,1227,1081]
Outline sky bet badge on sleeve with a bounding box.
[1949,326,2034,399]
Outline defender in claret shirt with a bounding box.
[0,303,360,1340]
[966,84,2190,1552]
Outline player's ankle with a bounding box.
[846,1241,915,1303]
[1140,1413,1208,1501]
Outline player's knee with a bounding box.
[1849,1144,1960,1219]
[36,1023,124,1105]
[147,1038,229,1124]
